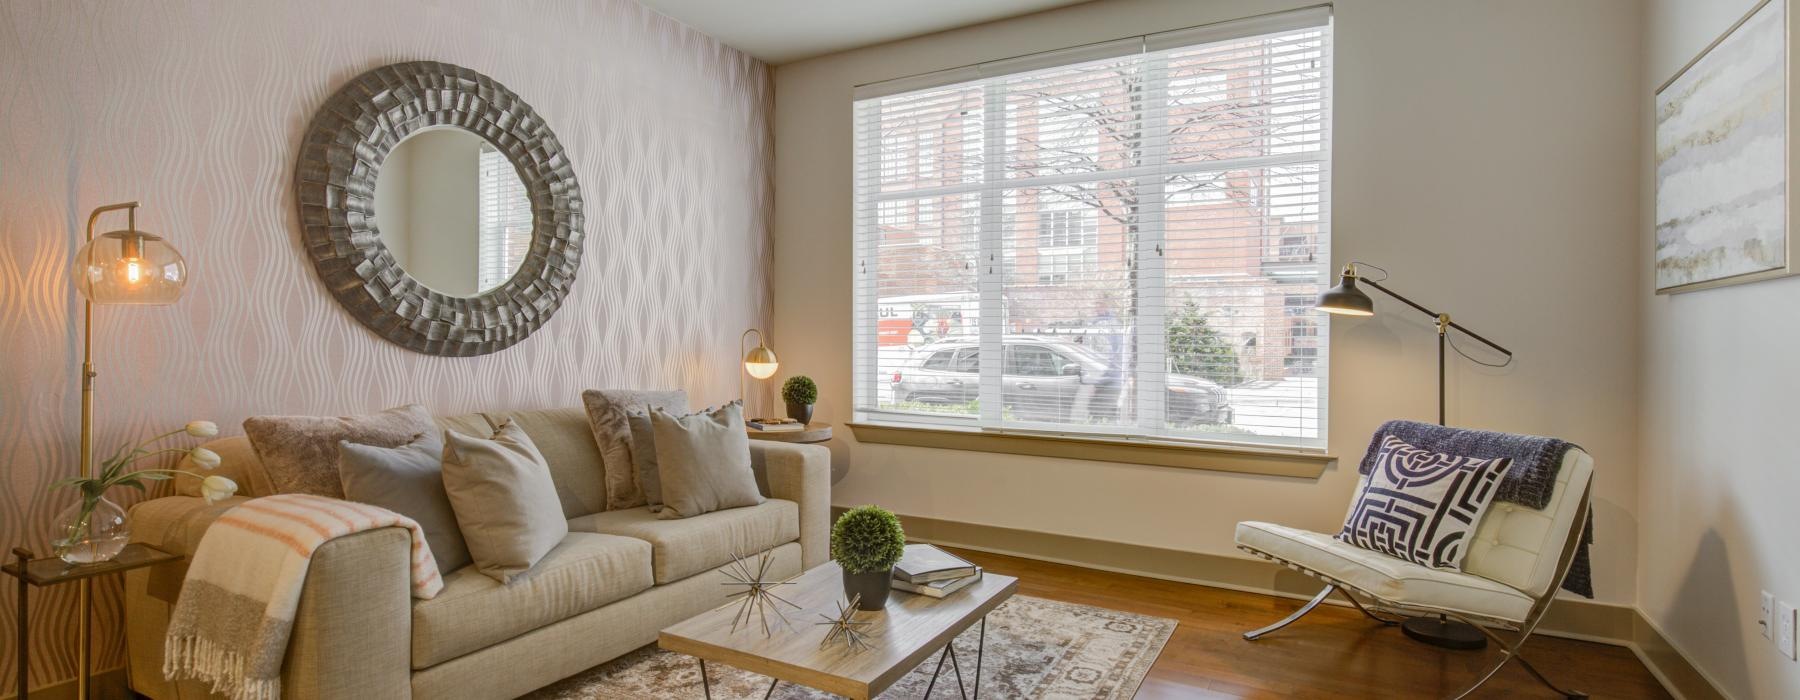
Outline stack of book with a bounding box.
[891,544,982,598]
[746,417,803,432]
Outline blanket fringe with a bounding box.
[165,634,281,700]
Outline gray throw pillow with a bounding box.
[337,433,472,575]
[245,404,435,497]
[625,409,664,511]
[651,402,765,520]
[441,420,569,584]
[582,389,687,510]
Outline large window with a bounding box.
[852,8,1331,449]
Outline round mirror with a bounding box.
[296,61,583,357]
[373,127,532,296]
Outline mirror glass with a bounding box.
[373,127,532,296]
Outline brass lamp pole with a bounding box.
[68,202,189,698]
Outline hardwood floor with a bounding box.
[941,547,1671,699]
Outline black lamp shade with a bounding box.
[1317,274,1375,316]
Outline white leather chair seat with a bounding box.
[1235,521,1533,623]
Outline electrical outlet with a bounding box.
[1764,591,1777,640]
[1780,601,1797,660]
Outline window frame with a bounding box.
[852,7,1333,456]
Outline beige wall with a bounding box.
[1642,1,1800,697]
[0,0,771,692]
[773,0,1643,605]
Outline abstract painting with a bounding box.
[1655,0,1789,293]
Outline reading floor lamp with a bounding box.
[1316,262,1513,650]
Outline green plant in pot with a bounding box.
[782,375,818,425]
[832,505,905,610]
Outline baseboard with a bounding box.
[1,667,128,700]
[840,507,1730,700]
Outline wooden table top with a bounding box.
[744,422,833,444]
[659,561,1017,699]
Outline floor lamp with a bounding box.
[1316,262,1512,650]
[69,202,189,697]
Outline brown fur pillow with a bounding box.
[243,404,435,497]
[581,389,686,510]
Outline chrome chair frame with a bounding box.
[1238,483,1593,700]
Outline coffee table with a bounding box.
[659,561,1017,699]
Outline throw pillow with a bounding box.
[244,404,435,497]
[338,433,472,575]
[441,420,569,583]
[581,389,687,510]
[651,401,765,520]
[625,409,664,511]
[1339,435,1514,570]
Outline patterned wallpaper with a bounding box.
[0,0,772,691]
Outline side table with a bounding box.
[744,421,833,445]
[5,543,181,699]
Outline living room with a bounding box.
[0,0,1790,698]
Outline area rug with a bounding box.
[524,595,1175,699]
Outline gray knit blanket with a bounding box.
[1357,420,1593,598]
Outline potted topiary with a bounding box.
[832,505,905,610]
[782,375,818,425]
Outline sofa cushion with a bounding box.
[568,500,798,584]
[482,407,609,519]
[650,402,764,520]
[1236,521,1533,623]
[411,532,653,669]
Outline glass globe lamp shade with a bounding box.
[73,229,187,304]
[743,345,779,379]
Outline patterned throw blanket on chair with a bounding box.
[165,494,444,700]
[1357,420,1594,598]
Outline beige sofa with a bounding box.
[122,407,830,699]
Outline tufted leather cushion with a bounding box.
[1462,449,1593,598]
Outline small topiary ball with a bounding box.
[782,375,819,405]
[831,505,905,574]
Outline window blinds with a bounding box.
[477,144,533,291]
[852,7,1331,449]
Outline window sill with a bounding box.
[845,421,1333,478]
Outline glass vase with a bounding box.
[53,495,129,564]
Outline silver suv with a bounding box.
[890,336,1232,426]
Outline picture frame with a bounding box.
[1654,0,1795,294]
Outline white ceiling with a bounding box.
[634,0,1093,64]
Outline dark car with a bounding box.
[890,336,1232,426]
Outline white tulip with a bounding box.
[185,421,219,438]
[189,447,222,470]
[200,475,239,505]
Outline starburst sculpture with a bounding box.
[720,550,800,637]
[816,593,875,652]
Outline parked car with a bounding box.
[890,336,1232,426]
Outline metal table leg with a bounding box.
[698,658,711,700]
[15,550,27,700]
[923,614,988,699]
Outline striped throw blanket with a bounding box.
[164,494,443,700]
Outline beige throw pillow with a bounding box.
[582,389,686,510]
[244,404,435,497]
[652,402,765,520]
[441,420,569,583]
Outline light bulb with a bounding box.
[745,361,778,379]
[123,258,144,285]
